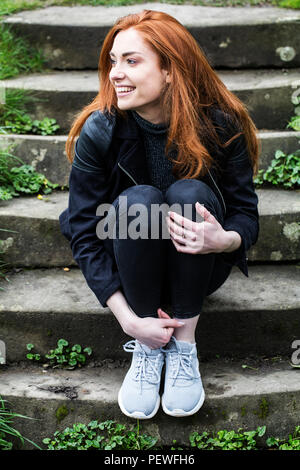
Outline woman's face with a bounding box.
[109,28,171,124]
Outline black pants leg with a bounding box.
[111,180,232,319]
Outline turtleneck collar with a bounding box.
[130,110,168,135]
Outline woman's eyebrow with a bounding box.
[109,51,143,57]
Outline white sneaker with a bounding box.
[162,336,205,417]
[118,340,164,419]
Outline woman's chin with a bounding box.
[117,101,135,111]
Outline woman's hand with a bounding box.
[166,202,238,255]
[126,308,184,349]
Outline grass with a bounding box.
[0,88,60,135]
[0,23,44,80]
[276,0,300,6]
[0,88,44,126]
[0,396,41,450]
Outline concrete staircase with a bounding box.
[1,3,300,449]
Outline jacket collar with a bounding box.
[114,110,140,140]
[111,110,150,185]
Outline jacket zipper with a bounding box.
[205,165,227,216]
[118,162,138,186]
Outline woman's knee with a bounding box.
[117,184,164,208]
[165,179,222,222]
[165,179,214,205]
[112,185,166,238]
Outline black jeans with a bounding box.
[104,179,232,319]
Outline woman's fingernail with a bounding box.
[178,321,185,325]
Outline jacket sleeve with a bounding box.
[59,115,122,307]
[218,119,259,277]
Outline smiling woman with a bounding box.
[60,9,260,420]
[108,29,171,124]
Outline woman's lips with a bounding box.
[116,88,135,97]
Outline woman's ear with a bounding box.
[166,72,171,84]
[163,69,171,84]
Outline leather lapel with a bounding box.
[115,112,150,185]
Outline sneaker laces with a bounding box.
[163,339,199,386]
[123,340,162,392]
[167,350,195,386]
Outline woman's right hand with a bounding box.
[126,308,184,349]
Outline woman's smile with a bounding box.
[116,87,136,97]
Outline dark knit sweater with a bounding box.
[130,110,177,194]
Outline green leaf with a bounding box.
[68,358,77,366]
[274,150,285,159]
[258,426,266,437]
[83,347,92,356]
[76,354,86,363]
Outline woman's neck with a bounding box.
[131,110,168,127]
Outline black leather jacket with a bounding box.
[59,108,259,307]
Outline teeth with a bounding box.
[118,87,135,93]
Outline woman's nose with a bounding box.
[110,65,126,81]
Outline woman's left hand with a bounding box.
[166,201,229,255]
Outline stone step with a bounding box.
[1,131,299,187]
[0,189,299,266]
[0,358,299,449]
[0,264,299,362]
[0,134,69,186]
[0,191,73,267]
[3,4,300,69]
[249,189,300,263]
[2,68,300,132]
[258,130,300,170]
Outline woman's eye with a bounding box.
[109,58,136,65]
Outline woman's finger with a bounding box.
[161,319,185,328]
[170,234,198,254]
[166,216,196,241]
[168,211,195,233]
[157,308,171,319]
[195,202,216,224]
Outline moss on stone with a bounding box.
[55,405,69,423]
[256,398,269,419]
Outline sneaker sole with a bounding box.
[118,388,160,420]
[161,389,205,417]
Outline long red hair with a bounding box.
[65,9,260,177]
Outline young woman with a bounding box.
[59,9,260,419]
